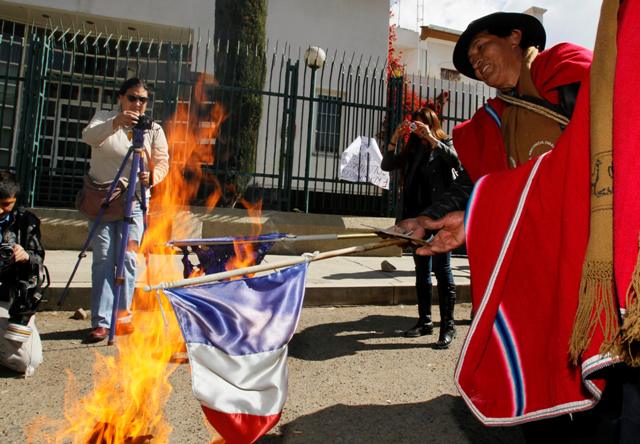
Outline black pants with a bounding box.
[412,251,455,322]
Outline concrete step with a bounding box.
[43,251,471,310]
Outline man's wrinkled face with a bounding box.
[467,30,523,90]
[0,196,16,218]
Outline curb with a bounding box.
[42,284,472,310]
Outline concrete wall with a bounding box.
[422,38,457,78]
[394,27,421,75]
[1,0,213,40]
[2,0,388,59]
[31,207,402,257]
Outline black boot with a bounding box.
[405,283,434,337]
[404,317,434,337]
[434,283,456,349]
[434,320,456,348]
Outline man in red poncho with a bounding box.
[398,2,640,442]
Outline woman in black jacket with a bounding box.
[381,107,460,348]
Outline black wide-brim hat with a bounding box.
[453,12,546,80]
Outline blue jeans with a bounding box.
[90,204,143,329]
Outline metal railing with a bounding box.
[1,19,494,216]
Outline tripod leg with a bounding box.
[138,157,148,234]
[137,157,152,287]
[108,148,143,345]
[58,148,136,306]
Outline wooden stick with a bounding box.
[167,232,380,247]
[144,238,407,291]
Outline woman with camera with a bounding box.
[381,106,460,349]
[81,78,169,343]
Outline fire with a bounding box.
[28,74,241,443]
[225,197,263,275]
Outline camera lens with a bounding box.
[0,246,13,260]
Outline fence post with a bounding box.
[278,60,298,211]
[384,75,404,218]
[302,65,319,213]
[15,31,52,207]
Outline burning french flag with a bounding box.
[164,262,308,444]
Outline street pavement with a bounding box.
[0,251,513,443]
[0,304,525,444]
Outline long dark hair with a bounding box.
[412,107,448,141]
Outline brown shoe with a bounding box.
[84,327,109,343]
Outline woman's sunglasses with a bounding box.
[126,94,149,104]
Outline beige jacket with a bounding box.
[82,109,169,186]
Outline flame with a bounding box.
[225,197,264,275]
[28,73,231,443]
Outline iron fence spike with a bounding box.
[70,28,81,44]
[58,27,70,42]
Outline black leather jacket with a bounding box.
[0,207,45,298]
[420,82,581,220]
[381,136,461,220]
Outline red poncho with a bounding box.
[453,43,592,182]
[454,3,640,425]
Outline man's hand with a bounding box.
[415,211,466,256]
[12,244,29,263]
[393,218,427,241]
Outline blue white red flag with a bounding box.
[169,233,288,277]
[164,262,308,444]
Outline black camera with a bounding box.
[134,114,153,131]
[0,242,15,272]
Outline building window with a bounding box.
[440,68,461,81]
[315,94,342,153]
[0,19,25,168]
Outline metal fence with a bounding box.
[1,19,494,216]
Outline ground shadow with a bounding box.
[259,395,525,444]
[290,315,448,361]
[0,366,24,379]
[40,327,92,341]
[324,270,417,280]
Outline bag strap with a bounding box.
[497,92,570,127]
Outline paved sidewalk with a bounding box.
[43,251,471,309]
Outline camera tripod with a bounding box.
[59,125,150,345]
